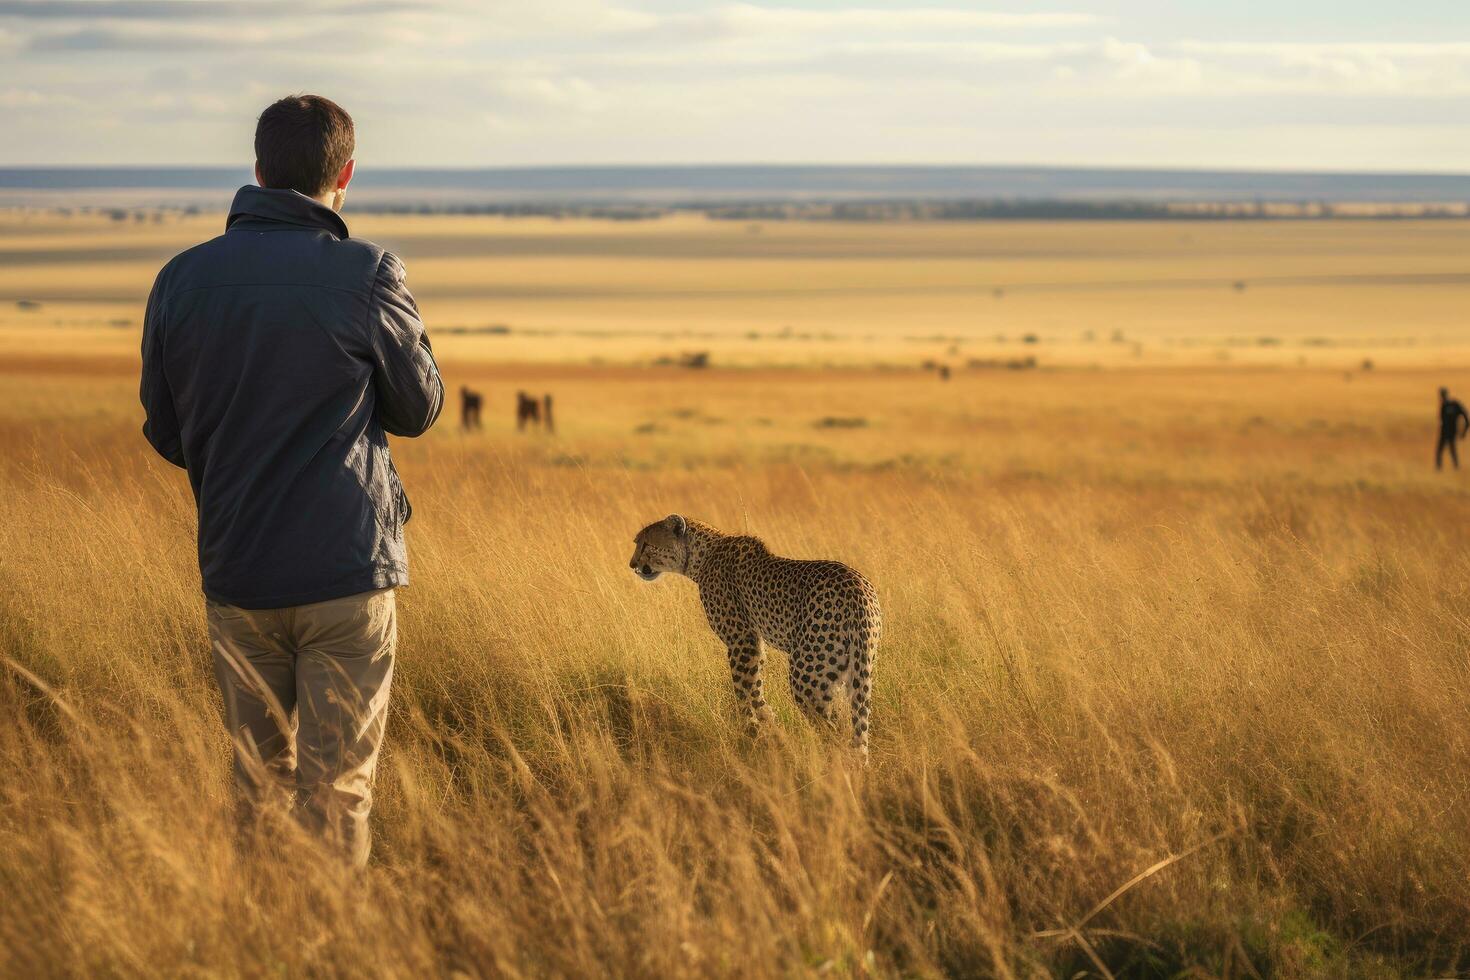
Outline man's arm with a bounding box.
[1459,403,1469,439]
[139,275,186,468]
[368,252,443,437]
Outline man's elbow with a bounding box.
[142,423,186,468]
[382,387,444,438]
[383,414,436,438]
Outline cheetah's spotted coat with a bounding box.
[630,515,881,760]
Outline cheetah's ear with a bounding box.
[664,514,688,538]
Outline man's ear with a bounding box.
[664,514,687,538]
[336,158,355,191]
[255,161,264,187]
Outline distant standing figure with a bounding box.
[543,393,555,434]
[516,391,541,431]
[1437,387,1470,470]
[460,386,483,430]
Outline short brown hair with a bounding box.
[254,94,355,197]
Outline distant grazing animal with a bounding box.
[460,386,483,430]
[629,515,880,761]
[516,391,541,431]
[543,394,555,434]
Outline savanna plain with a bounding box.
[2,212,1469,977]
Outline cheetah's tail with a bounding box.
[848,641,874,764]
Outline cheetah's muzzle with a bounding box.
[635,565,660,581]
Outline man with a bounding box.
[1437,387,1469,470]
[140,95,443,866]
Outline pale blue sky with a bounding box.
[3,0,1470,170]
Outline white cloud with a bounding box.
[655,4,1100,37]
[1169,39,1470,95]
[440,0,659,37]
[0,86,80,107]
[0,1,419,19]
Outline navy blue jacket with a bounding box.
[140,185,444,608]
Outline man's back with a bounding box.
[141,185,443,608]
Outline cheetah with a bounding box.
[629,515,881,760]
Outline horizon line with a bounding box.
[4,162,1470,179]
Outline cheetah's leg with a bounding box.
[699,584,772,735]
[725,632,773,733]
[789,635,841,730]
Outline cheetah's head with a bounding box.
[630,514,689,581]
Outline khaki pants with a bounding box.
[207,588,396,868]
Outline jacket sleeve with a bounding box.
[367,251,444,437]
[139,273,186,468]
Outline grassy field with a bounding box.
[2,213,1470,977]
[7,210,1470,367]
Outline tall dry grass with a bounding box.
[2,362,1469,977]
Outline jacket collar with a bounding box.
[226,185,349,239]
